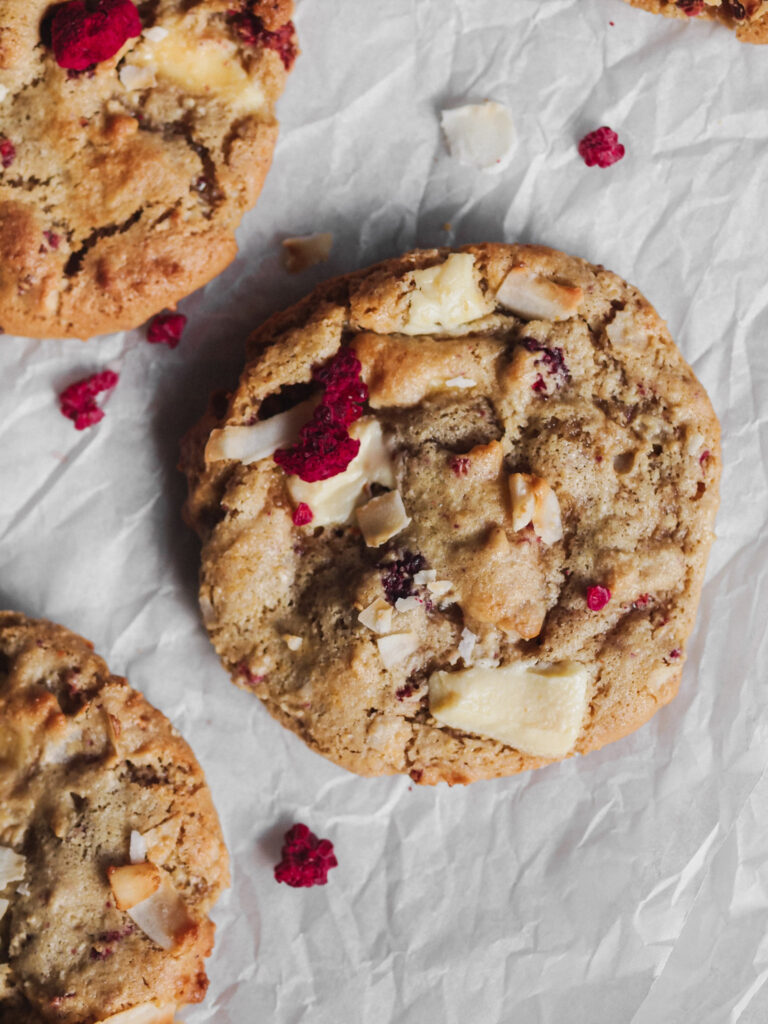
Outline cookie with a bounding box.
[0,0,296,339]
[0,612,228,1023]
[182,243,720,786]
[620,0,768,42]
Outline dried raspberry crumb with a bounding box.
[50,0,142,71]
[274,823,337,888]
[409,768,423,783]
[59,369,118,430]
[699,449,710,465]
[228,9,298,69]
[523,338,570,392]
[292,502,313,526]
[0,138,15,169]
[44,231,61,249]
[586,585,611,611]
[380,552,426,605]
[237,662,264,687]
[274,348,368,482]
[635,593,650,609]
[450,456,470,476]
[669,648,681,659]
[677,0,704,14]
[396,682,417,701]
[147,312,187,348]
[578,127,625,169]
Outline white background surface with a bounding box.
[1,0,767,1020]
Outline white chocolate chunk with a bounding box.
[445,376,477,388]
[131,19,265,112]
[413,569,437,584]
[283,634,303,651]
[429,661,589,758]
[395,595,420,612]
[127,874,195,951]
[119,64,156,91]
[376,632,419,669]
[605,309,649,349]
[441,101,516,172]
[205,398,316,465]
[427,579,453,598]
[96,1005,176,1024]
[129,830,148,865]
[0,847,26,888]
[496,267,582,321]
[282,233,333,273]
[286,418,395,527]
[404,254,494,335]
[509,473,563,545]
[143,25,169,42]
[356,490,411,547]
[358,598,393,634]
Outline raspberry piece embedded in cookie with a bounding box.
[313,348,368,428]
[50,0,142,71]
[586,585,612,611]
[578,127,625,169]
[228,8,298,69]
[274,824,337,887]
[59,369,119,429]
[292,502,313,525]
[0,138,15,169]
[380,552,427,605]
[677,0,705,14]
[147,312,187,348]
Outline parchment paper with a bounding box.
[1,0,767,1020]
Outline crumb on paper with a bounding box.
[441,101,515,172]
[281,233,334,273]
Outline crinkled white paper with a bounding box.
[1,0,767,1020]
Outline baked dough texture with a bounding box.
[182,243,721,785]
[0,613,229,1023]
[621,0,768,42]
[0,0,296,339]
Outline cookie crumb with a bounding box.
[578,127,625,169]
[274,824,337,888]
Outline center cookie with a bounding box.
[0,613,228,1023]
[182,243,720,785]
[0,0,296,338]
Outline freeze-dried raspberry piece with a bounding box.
[586,585,611,611]
[0,138,15,169]
[274,823,337,888]
[228,9,298,69]
[450,456,470,476]
[313,348,368,428]
[578,127,625,169]
[677,0,705,13]
[147,312,187,348]
[43,231,61,249]
[523,337,570,392]
[274,422,360,482]
[292,502,313,526]
[59,369,119,430]
[380,552,427,605]
[50,0,142,71]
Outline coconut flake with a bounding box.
[413,569,437,585]
[127,875,194,952]
[427,580,453,598]
[395,596,420,613]
[205,398,315,465]
[356,490,411,547]
[358,598,393,635]
[445,376,477,389]
[283,634,303,651]
[95,1001,177,1024]
[458,627,477,664]
[376,632,419,669]
[130,830,148,865]
[496,267,582,321]
[441,101,515,172]
[0,847,25,888]
[143,25,169,42]
[119,64,156,91]
[281,233,333,273]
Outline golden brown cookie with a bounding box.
[182,243,721,785]
[0,612,229,1023]
[621,0,768,42]
[0,0,296,339]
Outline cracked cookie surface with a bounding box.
[621,0,768,42]
[182,243,720,785]
[0,0,296,339]
[0,612,229,1024]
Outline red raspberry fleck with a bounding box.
[677,0,704,13]
[292,502,313,526]
[147,312,187,348]
[669,648,681,659]
[380,551,426,605]
[237,662,265,687]
[578,127,625,169]
[228,9,298,69]
[44,231,61,249]
[635,593,650,609]
[450,456,470,476]
[274,823,337,888]
[523,338,570,392]
[0,138,15,169]
[274,348,368,482]
[50,0,142,71]
[699,449,710,466]
[59,369,118,430]
[586,585,611,611]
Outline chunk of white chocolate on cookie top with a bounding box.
[509,473,563,544]
[404,254,494,334]
[429,661,589,757]
[496,266,582,321]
